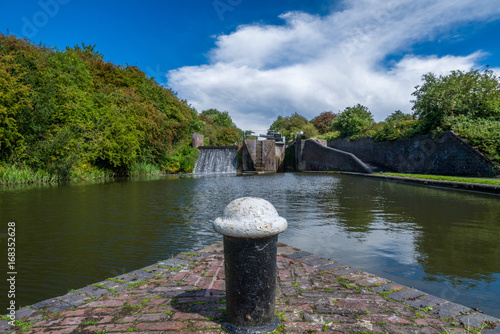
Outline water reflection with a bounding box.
[0,173,499,317]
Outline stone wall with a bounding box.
[328,131,499,177]
[295,139,372,173]
[192,133,204,148]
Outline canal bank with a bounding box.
[342,172,500,196]
[2,242,498,333]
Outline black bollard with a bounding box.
[214,197,288,334]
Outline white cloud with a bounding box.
[167,0,500,132]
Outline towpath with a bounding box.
[2,242,499,333]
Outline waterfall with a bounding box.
[194,146,238,173]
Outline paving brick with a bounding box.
[372,282,407,293]
[135,321,188,331]
[430,302,471,319]
[388,288,426,302]
[172,312,207,320]
[284,321,324,332]
[4,242,498,334]
[192,320,222,329]
[41,326,78,334]
[405,294,447,309]
[316,262,345,271]
[81,299,125,308]
[456,312,499,328]
[286,251,313,259]
[15,307,37,319]
[303,258,333,266]
[138,313,169,322]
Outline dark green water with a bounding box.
[1,173,499,317]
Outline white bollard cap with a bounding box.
[214,197,288,238]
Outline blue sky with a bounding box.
[2,0,500,132]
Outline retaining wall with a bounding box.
[295,139,372,173]
[328,132,499,177]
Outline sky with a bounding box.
[2,0,500,134]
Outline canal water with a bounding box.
[1,173,499,317]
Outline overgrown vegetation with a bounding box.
[199,108,242,146]
[268,69,500,166]
[0,34,243,184]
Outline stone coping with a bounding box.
[1,242,499,333]
[342,172,500,196]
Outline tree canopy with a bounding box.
[269,113,317,142]
[199,109,242,146]
[311,111,336,134]
[412,69,500,133]
[265,69,499,165]
[332,104,374,138]
[0,34,203,181]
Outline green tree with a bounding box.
[217,127,240,145]
[269,112,315,142]
[0,56,32,160]
[0,33,202,181]
[199,109,242,145]
[412,69,500,133]
[201,109,235,128]
[385,110,414,123]
[333,104,374,138]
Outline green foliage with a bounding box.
[163,145,199,173]
[316,131,341,142]
[332,104,374,138]
[412,69,500,133]
[445,115,500,165]
[0,34,200,183]
[371,119,421,142]
[384,110,414,123]
[311,111,336,134]
[217,127,240,145]
[129,161,161,176]
[201,109,235,128]
[199,109,242,146]
[0,55,32,160]
[410,69,500,165]
[269,112,317,142]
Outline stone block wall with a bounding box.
[328,131,499,177]
[192,133,204,148]
[295,140,372,173]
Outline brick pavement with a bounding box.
[1,242,499,333]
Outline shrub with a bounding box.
[332,104,374,138]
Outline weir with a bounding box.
[194,146,238,173]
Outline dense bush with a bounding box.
[0,34,202,183]
[444,115,500,165]
[199,109,242,146]
[269,113,317,142]
[316,131,340,141]
[412,69,500,133]
[332,104,374,138]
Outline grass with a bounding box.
[382,173,500,186]
[0,163,114,185]
[0,164,58,184]
[129,162,161,176]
